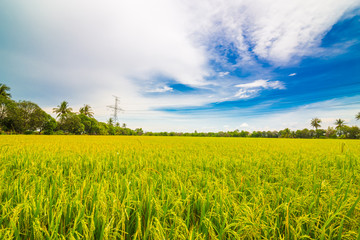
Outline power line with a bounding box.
[107,95,123,123]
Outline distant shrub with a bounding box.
[54,130,65,135]
[43,130,54,135]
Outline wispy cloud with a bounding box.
[219,71,229,77]
[234,79,285,99]
[235,80,285,89]
[234,89,259,99]
[288,73,296,77]
[240,123,249,127]
[146,86,173,93]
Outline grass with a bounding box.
[0,136,360,239]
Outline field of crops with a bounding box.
[0,136,360,239]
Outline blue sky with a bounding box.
[1,0,360,132]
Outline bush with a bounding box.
[43,129,54,135]
[55,130,65,135]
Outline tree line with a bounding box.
[1,83,359,138]
[0,83,143,135]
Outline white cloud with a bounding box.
[288,73,297,77]
[240,123,249,127]
[235,79,285,89]
[146,86,173,93]
[185,0,360,65]
[233,79,285,99]
[219,71,230,77]
[7,0,210,87]
[234,89,259,99]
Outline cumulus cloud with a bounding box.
[185,0,360,65]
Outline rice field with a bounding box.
[0,136,360,239]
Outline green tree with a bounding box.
[53,101,73,122]
[58,113,84,134]
[79,104,94,118]
[98,122,109,135]
[298,128,311,138]
[16,101,50,133]
[0,100,53,133]
[311,118,322,138]
[43,116,57,135]
[335,119,345,136]
[325,127,337,139]
[316,129,326,138]
[279,128,291,138]
[0,96,17,132]
[0,96,13,121]
[0,83,11,99]
[342,125,360,139]
[309,129,316,138]
[135,128,144,135]
[107,118,115,135]
[311,118,321,131]
[356,112,360,121]
[107,118,114,126]
[78,113,100,134]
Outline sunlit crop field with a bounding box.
[0,136,360,239]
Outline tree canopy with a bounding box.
[53,101,73,122]
[79,104,94,118]
[0,84,11,99]
[310,118,321,129]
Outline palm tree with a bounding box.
[311,118,321,131]
[107,118,114,126]
[356,112,360,121]
[311,118,322,138]
[79,104,94,118]
[0,84,11,99]
[53,101,73,121]
[335,119,345,136]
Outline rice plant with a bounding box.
[0,136,359,239]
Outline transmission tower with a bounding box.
[107,95,123,124]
